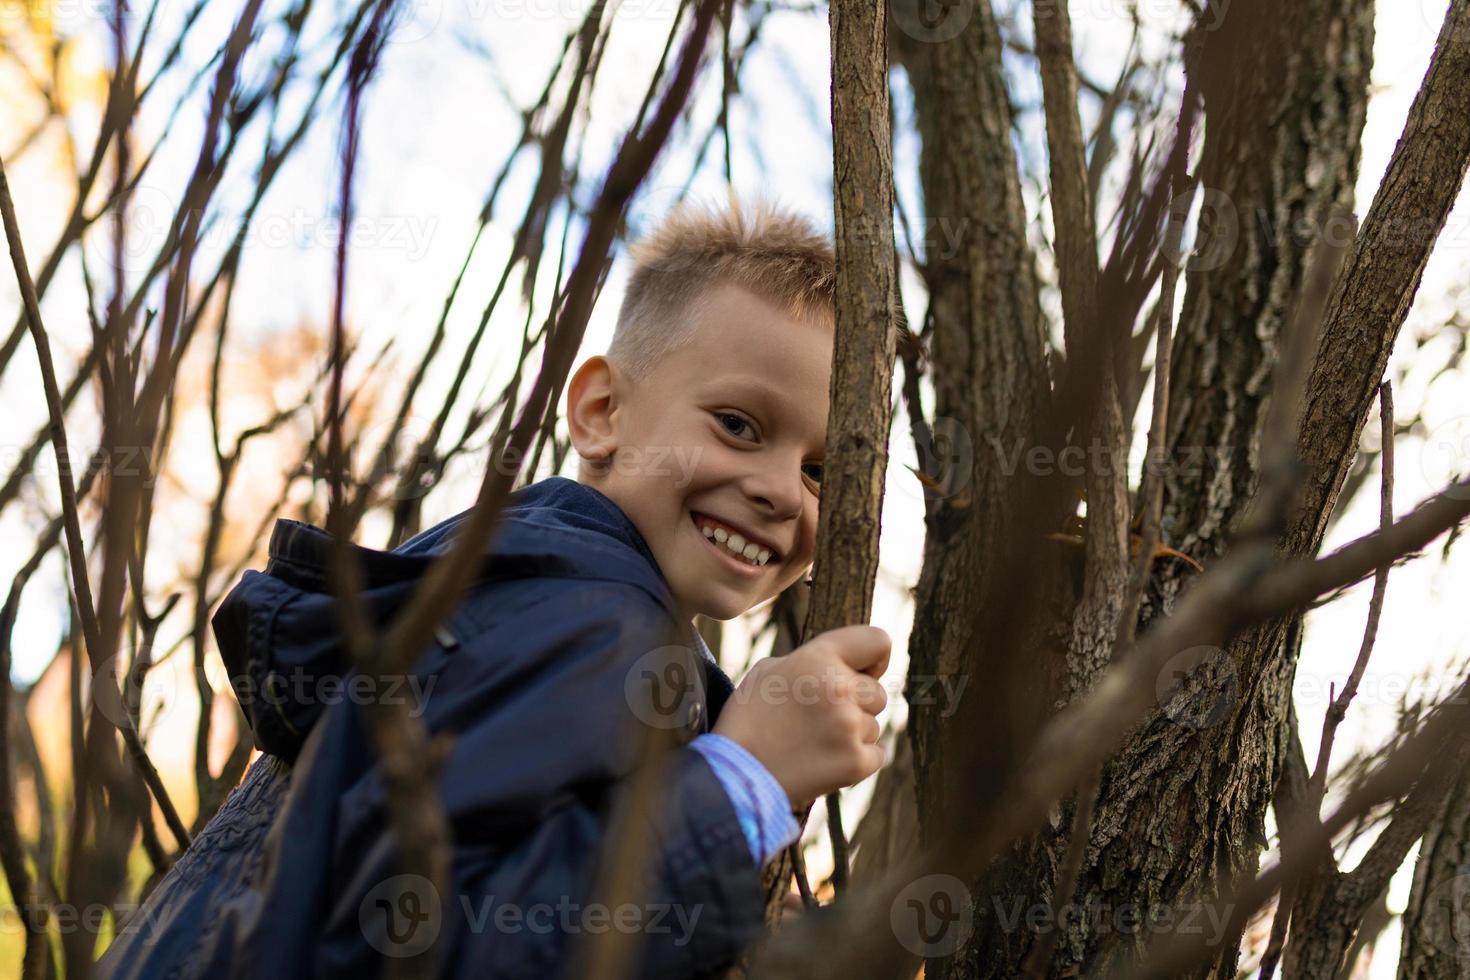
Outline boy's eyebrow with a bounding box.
[711,374,827,453]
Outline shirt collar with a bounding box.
[689,623,717,664]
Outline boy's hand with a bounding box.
[712,625,890,808]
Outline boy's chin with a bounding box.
[685,587,756,623]
[690,601,746,623]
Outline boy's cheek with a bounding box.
[670,444,704,488]
[769,565,806,599]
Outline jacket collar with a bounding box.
[264,477,670,607]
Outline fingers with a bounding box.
[823,672,887,714]
[852,674,888,715]
[821,625,891,677]
[834,737,885,788]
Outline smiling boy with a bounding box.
[565,199,891,884]
[96,198,890,980]
[569,235,834,623]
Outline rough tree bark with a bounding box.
[890,0,1076,974]
[804,0,898,701]
[890,0,1470,976]
[1072,8,1376,973]
[744,0,900,946]
[890,0,1063,835]
[1399,764,1470,978]
[1286,732,1470,977]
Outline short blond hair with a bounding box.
[609,192,836,381]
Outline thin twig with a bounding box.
[1309,381,1396,806]
[0,154,190,852]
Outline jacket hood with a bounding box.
[211,477,681,759]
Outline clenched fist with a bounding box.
[712,625,890,808]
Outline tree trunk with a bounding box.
[1285,730,1470,977]
[891,0,1075,975]
[1071,4,1377,977]
[890,0,1062,828]
[894,0,1385,975]
[1399,764,1470,979]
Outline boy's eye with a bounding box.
[802,462,823,485]
[717,413,756,440]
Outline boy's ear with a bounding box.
[567,355,620,469]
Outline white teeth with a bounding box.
[696,516,775,567]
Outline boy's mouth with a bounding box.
[690,512,780,568]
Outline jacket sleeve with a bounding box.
[689,733,800,866]
[317,578,771,980]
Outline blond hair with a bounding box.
[608,192,836,381]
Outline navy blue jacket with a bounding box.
[96,477,766,979]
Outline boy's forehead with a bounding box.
[684,281,832,357]
[684,288,831,373]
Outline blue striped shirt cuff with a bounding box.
[689,733,799,867]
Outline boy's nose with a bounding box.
[744,462,804,520]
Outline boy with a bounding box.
[97,198,890,979]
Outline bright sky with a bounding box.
[2,0,1466,972]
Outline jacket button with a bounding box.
[686,701,703,732]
